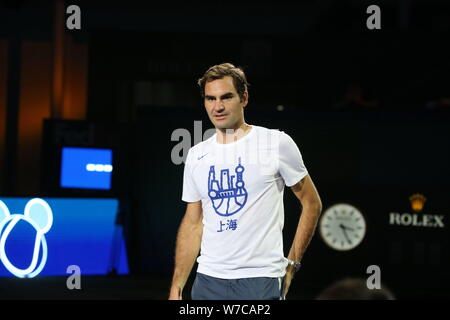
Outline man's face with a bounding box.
[204,76,248,130]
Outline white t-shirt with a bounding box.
[182,125,308,279]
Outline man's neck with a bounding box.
[216,122,252,144]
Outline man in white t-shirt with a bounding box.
[169,63,322,300]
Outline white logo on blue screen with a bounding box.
[208,158,248,217]
[86,163,113,172]
[0,198,53,278]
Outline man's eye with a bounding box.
[206,97,214,101]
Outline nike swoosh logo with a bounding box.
[197,153,208,160]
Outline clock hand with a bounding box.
[339,224,352,243]
[341,224,355,232]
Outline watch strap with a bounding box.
[287,259,301,272]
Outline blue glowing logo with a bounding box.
[0,198,53,278]
[60,147,113,190]
[208,158,248,217]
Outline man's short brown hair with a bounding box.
[316,278,396,300]
[197,63,249,102]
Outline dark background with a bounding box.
[0,0,449,299]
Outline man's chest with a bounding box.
[191,150,279,201]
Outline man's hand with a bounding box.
[169,286,182,300]
[282,265,296,299]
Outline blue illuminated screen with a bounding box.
[0,198,129,277]
[60,147,113,190]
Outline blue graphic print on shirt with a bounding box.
[208,158,248,217]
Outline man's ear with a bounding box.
[242,91,249,107]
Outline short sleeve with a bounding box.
[181,149,202,202]
[278,131,308,187]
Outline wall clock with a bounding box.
[319,203,366,251]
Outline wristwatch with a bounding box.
[287,259,302,272]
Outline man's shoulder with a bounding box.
[253,125,284,137]
[253,125,300,152]
[187,134,215,156]
[252,125,288,143]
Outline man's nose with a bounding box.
[214,99,225,111]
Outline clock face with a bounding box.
[319,203,366,251]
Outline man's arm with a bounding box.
[169,201,203,300]
[283,174,322,297]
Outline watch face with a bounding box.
[319,203,366,251]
